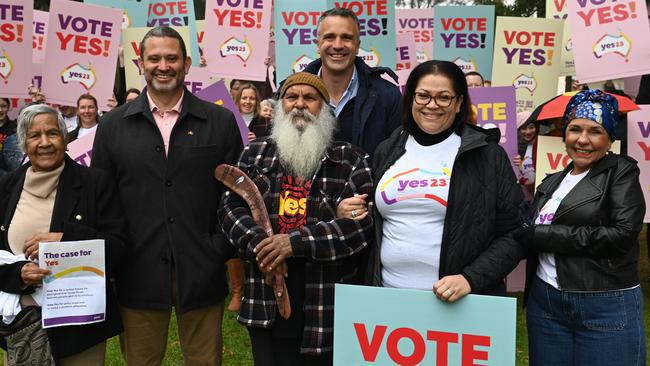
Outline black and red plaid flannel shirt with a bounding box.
[219,137,374,355]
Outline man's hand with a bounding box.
[21,262,51,287]
[264,261,288,296]
[24,232,64,260]
[254,234,293,271]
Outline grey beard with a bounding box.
[271,103,336,178]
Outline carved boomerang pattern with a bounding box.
[215,164,291,319]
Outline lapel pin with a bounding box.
[75,215,82,221]
[188,130,194,135]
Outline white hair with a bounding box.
[260,98,276,109]
[271,102,337,178]
[17,104,67,153]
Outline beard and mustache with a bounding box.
[145,69,184,93]
[271,103,337,179]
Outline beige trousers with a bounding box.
[119,273,224,366]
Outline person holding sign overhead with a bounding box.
[0,104,126,365]
[360,60,524,303]
[514,90,646,366]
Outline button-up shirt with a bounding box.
[319,67,358,117]
[147,91,184,155]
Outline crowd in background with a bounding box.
[0,8,649,366]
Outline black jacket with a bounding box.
[303,57,402,155]
[368,125,525,294]
[0,156,125,359]
[525,153,645,292]
[91,88,244,312]
[248,115,271,139]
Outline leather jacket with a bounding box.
[526,153,645,292]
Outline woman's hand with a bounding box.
[512,155,522,166]
[23,232,64,260]
[21,262,51,287]
[336,194,369,221]
[433,275,471,303]
[248,131,257,142]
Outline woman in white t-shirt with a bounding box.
[340,60,525,303]
[515,90,646,365]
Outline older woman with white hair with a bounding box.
[0,104,126,365]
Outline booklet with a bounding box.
[39,239,106,328]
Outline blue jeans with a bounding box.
[527,276,646,366]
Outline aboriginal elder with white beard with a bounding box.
[219,72,374,366]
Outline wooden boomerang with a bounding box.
[215,164,291,319]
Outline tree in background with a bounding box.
[36,0,543,18]
[394,0,544,17]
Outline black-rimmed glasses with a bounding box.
[413,92,457,107]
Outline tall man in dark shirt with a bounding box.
[92,27,243,366]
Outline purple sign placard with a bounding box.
[195,80,249,145]
[469,86,518,175]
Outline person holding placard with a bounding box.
[0,104,126,365]
[514,90,646,365]
[361,60,524,303]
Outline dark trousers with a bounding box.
[248,328,332,366]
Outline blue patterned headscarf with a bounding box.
[563,89,619,140]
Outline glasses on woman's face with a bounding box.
[413,92,457,107]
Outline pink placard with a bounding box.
[182,66,218,94]
[0,1,33,99]
[395,8,435,63]
[203,0,272,81]
[395,32,416,72]
[32,10,48,64]
[67,130,96,167]
[627,105,650,223]
[567,0,650,82]
[41,0,122,110]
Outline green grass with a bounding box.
[2,227,648,365]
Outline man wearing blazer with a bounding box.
[92,27,243,366]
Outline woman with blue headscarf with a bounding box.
[515,89,646,365]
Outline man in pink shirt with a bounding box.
[92,27,244,366]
